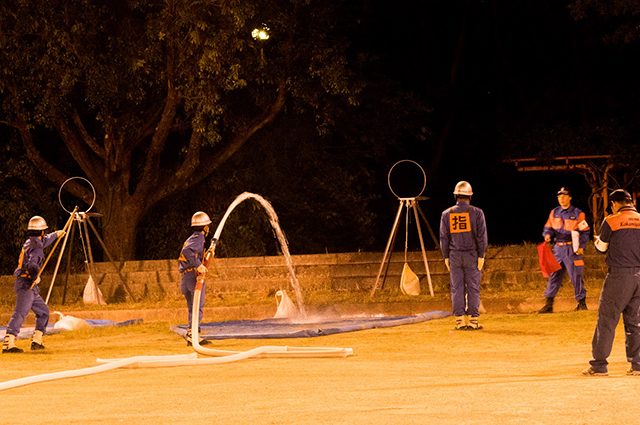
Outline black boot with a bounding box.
[575,299,588,311]
[538,297,554,314]
[186,329,211,347]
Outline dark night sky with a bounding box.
[2,0,637,263]
[358,0,635,248]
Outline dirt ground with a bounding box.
[1,307,637,425]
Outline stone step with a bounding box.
[1,246,609,305]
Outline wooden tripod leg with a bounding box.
[370,200,405,297]
[85,217,138,302]
[82,219,95,274]
[415,202,440,251]
[412,201,434,297]
[380,219,401,292]
[44,219,74,304]
[30,207,77,290]
[61,221,77,305]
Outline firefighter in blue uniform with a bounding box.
[440,181,488,330]
[583,189,640,376]
[179,211,213,346]
[2,216,65,354]
[539,187,590,313]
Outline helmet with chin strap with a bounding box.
[27,216,48,231]
[191,211,212,227]
[453,181,473,196]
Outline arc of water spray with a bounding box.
[0,192,355,392]
[209,192,307,317]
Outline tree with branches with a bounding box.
[0,0,369,260]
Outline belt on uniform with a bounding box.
[181,267,195,275]
[556,241,572,246]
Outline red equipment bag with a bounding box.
[538,242,562,277]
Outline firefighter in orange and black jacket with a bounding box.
[539,187,590,313]
[583,189,640,376]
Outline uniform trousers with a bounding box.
[181,271,206,329]
[7,278,50,336]
[544,244,586,301]
[589,267,640,373]
[449,250,481,317]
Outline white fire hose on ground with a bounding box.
[0,192,353,392]
[0,328,352,392]
[188,282,353,358]
[0,285,353,392]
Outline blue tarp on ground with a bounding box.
[0,318,143,340]
[171,310,451,340]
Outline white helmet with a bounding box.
[28,216,48,231]
[191,211,212,227]
[453,181,473,196]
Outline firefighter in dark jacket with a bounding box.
[440,181,488,331]
[3,216,64,354]
[583,189,640,376]
[178,211,214,347]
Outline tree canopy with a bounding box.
[3,0,640,271]
[1,0,424,260]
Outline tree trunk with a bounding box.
[95,194,146,261]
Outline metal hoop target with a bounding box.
[387,160,426,199]
[58,177,96,214]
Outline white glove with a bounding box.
[444,258,450,271]
[33,276,41,285]
[478,258,485,271]
[56,230,66,238]
[196,264,208,274]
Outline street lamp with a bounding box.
[252,26,270,65]
[251,27,270,41]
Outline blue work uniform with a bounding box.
[179,231,206,329]
[440,201,488,317]
[542,205,590,301]
[6,233,59,336]
[589,205,640,373]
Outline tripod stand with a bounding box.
[369,197,439,298]
[38,209,137,305]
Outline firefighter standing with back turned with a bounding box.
[539,187,590,313]
[440,181,488,331]
[583,189,640,376]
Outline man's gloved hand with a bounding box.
[56,230,66,238]
[33,276,41,286]
[444,258,450,271]
[196,264,208,275]
[478,257,485,271]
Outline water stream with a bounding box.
[210,192,307,318]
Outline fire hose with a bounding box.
[0,193,353,392]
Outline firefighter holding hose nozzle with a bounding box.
[178,211,214,347]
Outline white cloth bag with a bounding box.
[274,289,298,318]
[83,275,107,305]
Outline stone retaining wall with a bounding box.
[0,244,608,305]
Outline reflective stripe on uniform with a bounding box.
[594,237,609,253]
